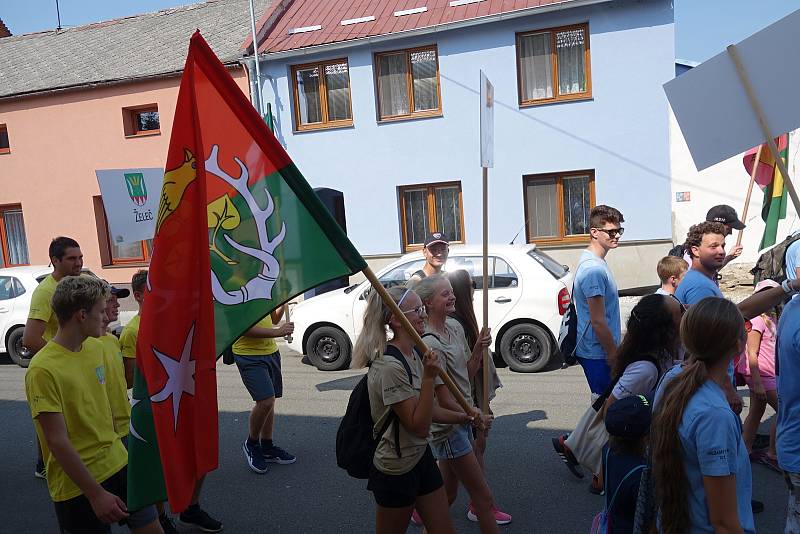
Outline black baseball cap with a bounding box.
[706,205,745,230]
[605,394,652,438]
[102,279,130,298]
[424,232,449,249]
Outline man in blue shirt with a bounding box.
[572,204,624,397]
[784,231,800,282]
[777,297,800,533]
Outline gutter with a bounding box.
[256,0,613,61]
[240,56,260,110]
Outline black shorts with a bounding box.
[367,446,443,508]
[53,467,158,533]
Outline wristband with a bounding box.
[782,279,796,294]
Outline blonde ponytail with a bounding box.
[352,286,409,368]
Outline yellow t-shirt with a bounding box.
[98,333,130,438]
[27,274,59,342]
[25,338,128,502]
[232,315,279,356]
[119,314,140,359]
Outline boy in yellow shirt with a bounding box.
[235,306,295,473]
[97,283,132,441]
[23,236,84,479]
[24,276,161,533]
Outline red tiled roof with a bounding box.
[254,0,590,54]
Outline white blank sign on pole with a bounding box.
[480,70,494,168]
[664,8,800,171]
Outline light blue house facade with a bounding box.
[254,0,675,288]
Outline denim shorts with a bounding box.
[234,351,282,401]
[431,423,474,460]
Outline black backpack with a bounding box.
[750,233,800,284]
[335,346,414,479]
[558,301,579,366]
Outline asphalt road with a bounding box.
[0,344,788,533]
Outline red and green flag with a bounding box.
[128,31,366,512]
[743,133,790,250]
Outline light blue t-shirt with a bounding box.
[674,269,734,381]
[786,234,800,281]
[655,372,755,534]
[573,250,621,360]
[674,268,722,305]
[777,297,800,473]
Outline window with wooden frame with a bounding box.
[523,170,595,245]
[399,182,463,251]
[0,124,9,154]
[92,196,153,266]
[517,23,591,106]
[122,104,161,137]
[375,46,441,121]
[291,59,353,131]
[0,205,29,267]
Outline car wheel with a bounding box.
[7,327,31,368]
[306,326,351,371]
[499,323,552,373]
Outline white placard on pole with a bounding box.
[664,8,800,171]
[480,70,494,169]
[95,168,163,244]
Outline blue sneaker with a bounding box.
[242,440,268,474]
[262,443,296,464]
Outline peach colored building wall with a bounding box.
[0,67,251,284]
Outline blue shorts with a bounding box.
[234,351,283,401]
[576,356,612,395]
[431,423,474,460]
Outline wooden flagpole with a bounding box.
[362,267,473,414]
[736,144,763,248]
[727,44,800,215]
[482,166,490,413]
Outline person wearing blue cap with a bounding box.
[597,395,651,534]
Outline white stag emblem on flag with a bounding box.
[205,144,286,305]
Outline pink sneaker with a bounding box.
[410,509,422,526]
[466,504,512,525]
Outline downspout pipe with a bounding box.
[241,56,261,115]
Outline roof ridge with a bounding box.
[4,0,227,40]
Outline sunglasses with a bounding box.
[402,305,426,316]
[592,227,625,239]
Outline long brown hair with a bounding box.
[651,297,744,534]
[612,294,679,377]
[447,270,478,349]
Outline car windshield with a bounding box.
[527,248,569,279]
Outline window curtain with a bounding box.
[562,175,590,235]
[379,53,410,117]
[3,210,28,264]
[434,187,461,241]
[526,178,558,238]
[403,189,428,245]
[325,62,352,121]
[519,32,553,101]
[556,29,586,95]
[297,67,322,124]
[411,50,438,111]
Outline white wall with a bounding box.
[670,110,800,265]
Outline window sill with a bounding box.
[102,261,150,269]
[293,121,354,134]
[0,148,10,155]
[378,110,443,124]
[403,240,464,253]
[519,94,593,108]
[528,235,590,247]
[125,130,161,139]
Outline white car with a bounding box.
[0,265,97,367]
[289,244,574,373]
